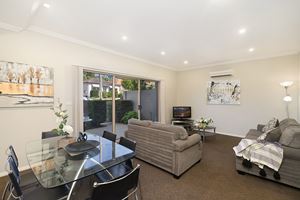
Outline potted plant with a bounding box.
[194,117,213,129]
[51,100,73,136]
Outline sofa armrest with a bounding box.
[173,134,201,152]
[257,124,265,132]
[283,146,300,160]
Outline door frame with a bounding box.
[75,66,162,134]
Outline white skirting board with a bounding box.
[0,165,30,178]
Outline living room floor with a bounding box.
[135,134,300,200]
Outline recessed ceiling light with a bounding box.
[121,35,128,41]
[248,48,255,52]
[238,28,247,34]
[43,3,51,8]
[160,51,166,55]
[183,60,189,65]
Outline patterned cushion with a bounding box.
[262,118,279,133]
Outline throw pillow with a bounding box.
[262,118,279,133]
[265,127,282,143]
[257,132,268,142]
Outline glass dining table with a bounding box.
[25,133,135,189]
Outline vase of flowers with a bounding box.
[51,100,73,136]
[194,117,213,129]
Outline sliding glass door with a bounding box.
[83,70,159,138]
[140,80,158,121]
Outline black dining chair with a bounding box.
[91,164,141,200]
[119,137,136,169]
[42,131,59,139]
[96,137,136,182]
[3,156,69,200]
[4,146,38,190]
[102,130,116,142]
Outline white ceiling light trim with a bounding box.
[27,25,175,71]
[43,3,51,8]
[248,48,255,52]
[238,28,247,35]
[121,35,128,41]
[160,51,166,55]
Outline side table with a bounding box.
[194,126,216,142]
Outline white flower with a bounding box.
[60,112,66,117]
[63,125,73,134]
[56,117,63,124]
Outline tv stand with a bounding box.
[171,119,194,131]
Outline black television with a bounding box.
[173,106,191,119]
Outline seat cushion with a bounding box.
[245,129,262,140]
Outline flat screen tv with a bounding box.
[173,106,191,119]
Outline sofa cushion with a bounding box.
[265,127,282,143]
[279,118,298,133]
[173,134,201,152]
[262,118,279,133]
[279,125,300,148]
[245,129,262,140]
[150,123,188,140]
[128,119,152,127]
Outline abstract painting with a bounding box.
[0,61,54,107]
[207,80,240,105]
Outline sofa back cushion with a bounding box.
[279,119,300,148]
[279,118,298,133]
[128,119,152,127]
[149,123,188,140]
[279,126,300,148]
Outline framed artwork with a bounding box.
[207,80,240,105]
[0,61,54,107]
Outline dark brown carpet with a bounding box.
[135,134,300,200]
[1,134,299,200]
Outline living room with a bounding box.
[0,0,300,200]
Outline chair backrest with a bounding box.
[7,156,22,198]
[103,131,116,142]
[91,164,140,200]
[8,145,19,167]
[119,137,136,152]
[42,131,58,139]
[8,171,23,198]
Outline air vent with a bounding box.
[209,70,233,78]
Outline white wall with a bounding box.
[176,54,299,137]
[0,30,177,173]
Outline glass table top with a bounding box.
[26,133,134,189]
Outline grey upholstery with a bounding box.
[236,118,300,188]
[125,120,202,177]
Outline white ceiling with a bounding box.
[0,0,299,70]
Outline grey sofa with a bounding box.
[236,118,300,188]
[125,119,202,177]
